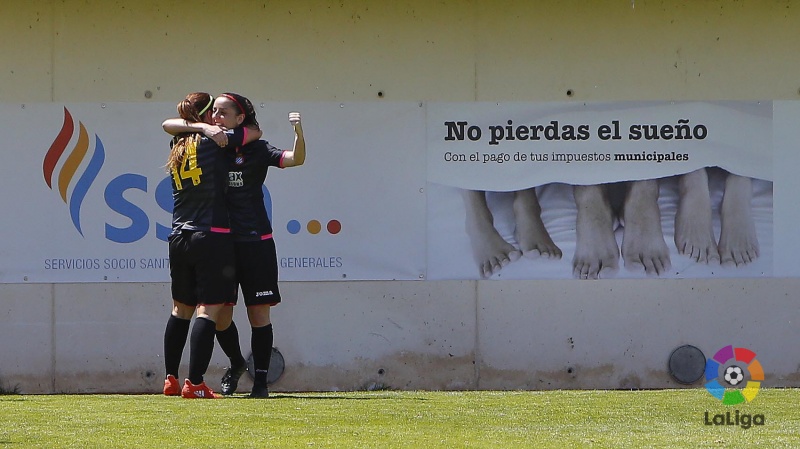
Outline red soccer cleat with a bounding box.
[181,379,222,399]
[163,375,180,396]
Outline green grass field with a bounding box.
[1,389,798,448]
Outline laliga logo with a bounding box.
[703,345,766,429]
[43,107,105,236]
[704,345,763,405]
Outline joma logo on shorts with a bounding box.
[255,290,274,297]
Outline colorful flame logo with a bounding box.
[42,107,105,236]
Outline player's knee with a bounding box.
[172,303,195,320]
[247,306,271,327]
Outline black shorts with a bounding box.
[234,238,281,307]
[169,230,237,306]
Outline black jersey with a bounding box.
[170,128,248,235]
[226,139,285,240]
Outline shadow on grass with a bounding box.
[225,393,428,401]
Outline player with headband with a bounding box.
[161,92,263,398]
[210,92,305,398]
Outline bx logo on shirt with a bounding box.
[229,172,244,187]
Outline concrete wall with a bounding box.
[2,0,799,393]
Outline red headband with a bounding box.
[220,94,247,116]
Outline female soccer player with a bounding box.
[164,93,305,398]
[215,93,305,397]
[162,92,262,398]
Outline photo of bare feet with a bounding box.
[572,184,619,279]
[620,179,672,276]
[675,168,720,264]
[675,168,760,267]
[463,187,561,279]
[463,189,522,278]
[428,168,771,280]
[573,180,671,279]
[718,173,760,266]
[426,101,774,280]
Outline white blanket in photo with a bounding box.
[427,171,773,280]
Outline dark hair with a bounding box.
[220,92,260,130]
[177,92,213,123]
[166,92,212,172]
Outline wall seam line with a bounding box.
[50,283,56,393]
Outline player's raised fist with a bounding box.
[288,112,301,125]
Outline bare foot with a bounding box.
[621,180,672,276]
[512,188,562,260]
[462,189,522,278]
[572,184,619,279]
[718,174,759,267]
[674,169,720,263]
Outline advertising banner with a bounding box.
[0,102,426,283]
[0,100,793,282]
[427,101,774,280]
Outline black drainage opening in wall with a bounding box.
[668,344,706,385]
[247,347,285,385]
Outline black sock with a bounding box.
[216,321,246,367]
[251,324,273,386]
[163,315,190,378]
[188,316,216,385]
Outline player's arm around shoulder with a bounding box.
[162,118,228,146]
[281,111,306,168]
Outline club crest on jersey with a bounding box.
[228,171,244,187]
[235,154,245,165]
